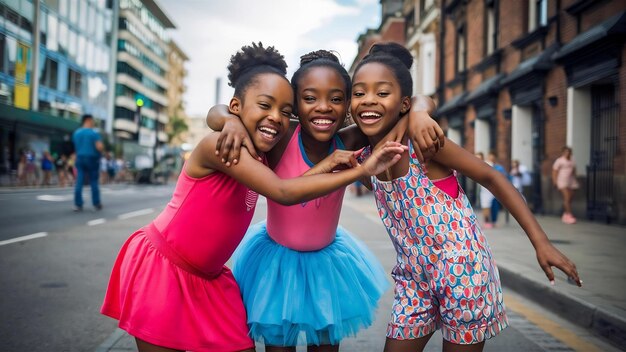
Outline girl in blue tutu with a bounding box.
[206,50,441,351]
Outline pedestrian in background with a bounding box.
[40,151,54,186]
[72,114,104,211]
[475,152,495,228]
[100,42,406,352]
[488,151,508,225]
[552,146,579,224]
[55,154,69,187]
[352,43,581,352]
[510,159,531,197]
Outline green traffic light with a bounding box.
[136,98,144,107]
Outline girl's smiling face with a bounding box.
[296,66,348,142]
[232,73,294,153]
[351,62,410,141]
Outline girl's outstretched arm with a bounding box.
[431,139,582,287]
[188,133,406,206]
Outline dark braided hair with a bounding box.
[290,49,351,115]
[227,42,288,100]
[354,42,413,97]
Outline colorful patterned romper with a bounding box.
[363,144,509,344]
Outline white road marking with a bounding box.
[37,195,72,201]
[0,232,48,246]
[118,208,154,220]
[88,218,106,226]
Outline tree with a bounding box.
[166,114,189,145]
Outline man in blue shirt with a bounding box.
[72,114,104,211]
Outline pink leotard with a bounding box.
[266,125,346,251]
[151,169,259,275]
[101,167,258,350]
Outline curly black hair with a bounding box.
[354,42,413,97]
[227,42,288,99]
[290,49,351,115]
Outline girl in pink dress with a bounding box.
[206,50,441,351]
[352,43,582,352]
[552,146,579,224]
[100,43,407,352]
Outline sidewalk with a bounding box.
[96,193,626,351]
[342,192,626,349]
[487,211,626,349]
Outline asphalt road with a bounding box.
[0,184,618,351]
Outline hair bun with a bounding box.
[299,49,340,66]
[228,42,287,87]
[369,42,413,69]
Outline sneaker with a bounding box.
[483,222,494,229]
[95,204,103,211]
[73,206,83,212]
[562,213,576,224]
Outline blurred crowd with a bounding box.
[13,149,129,188]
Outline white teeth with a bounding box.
[360,112,381,118]
[259,126,278,135]
[312,119,333,125]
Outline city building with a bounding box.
[434,0,626,224]
[0,0,117,182]
[112,0,174,170]
[165,39,188,147]
[352,0,626,224]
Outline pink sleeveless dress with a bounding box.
[101,168,257,351]
[231,125,389,346]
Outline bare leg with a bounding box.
[442,340,485,352]
[481,208,491,224]
[383,333,434,352]
[560,188,572,214]
[135,338,183,352]
[309,344,339,352]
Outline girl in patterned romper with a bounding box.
[352,43,582,352]
[206,50,442,351]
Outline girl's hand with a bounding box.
[407,110,445,163]
[360,141,408,176]
[405,94,444,163]
[536,242,582,287]
[303,150,358,176]
[214,117,260,166]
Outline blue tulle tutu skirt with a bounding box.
[232,220,390,347]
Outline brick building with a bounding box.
[352,0,626,224]
[434,0,626,224]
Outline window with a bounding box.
[528,0,548,32]
[68,68,82,97]
[456,26,467,73]
[485,1,497,55]
[47,13,58,52]
[40,57,58,89]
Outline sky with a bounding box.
[158,0,381,117]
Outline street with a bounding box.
[0,184,621,351]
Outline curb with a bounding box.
[94,328,127,352]
[498,265,626,349]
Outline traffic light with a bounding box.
[134,97,144,125]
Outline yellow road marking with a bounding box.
[505,294,601,352]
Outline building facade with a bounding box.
[353,0,626,224]
[435,0,626,224]
[165,39,188,146]
[0,0,116,181]
[113,0,174,169]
